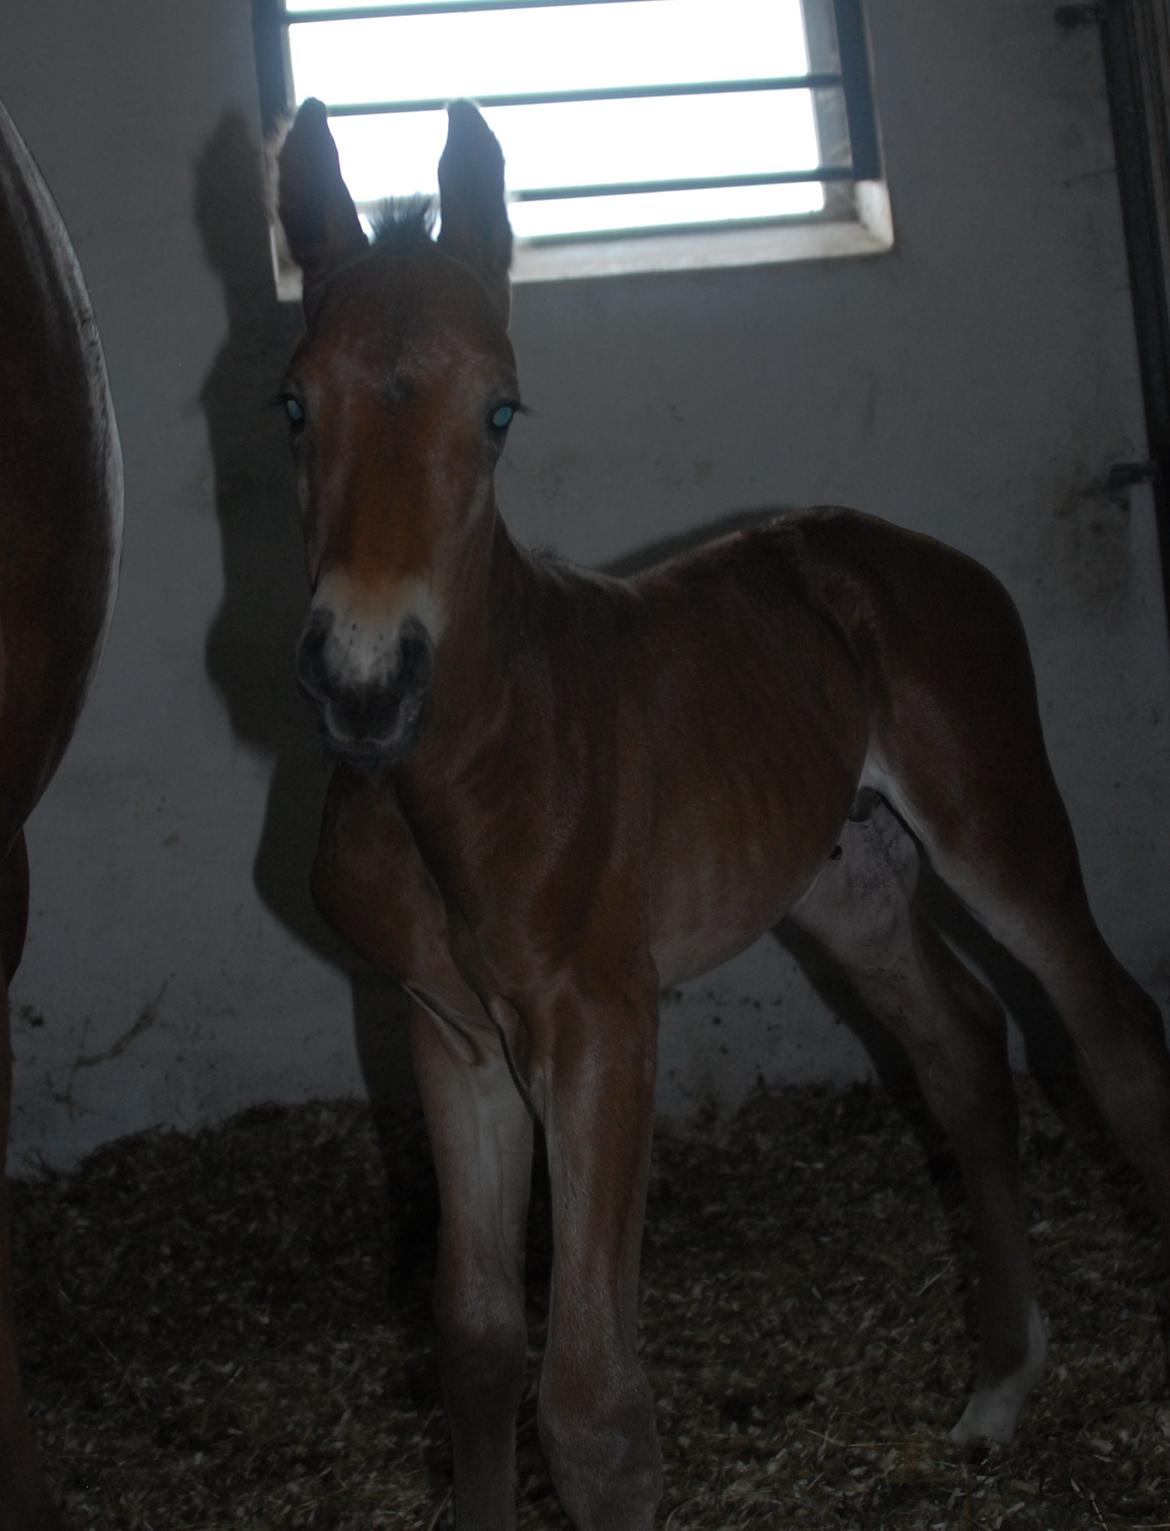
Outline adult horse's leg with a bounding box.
[0,982,57,1530]
[1,833,66,1531]
[410,1006,534,1531]
[790,804,1045,1443]
[529,977,662,1531]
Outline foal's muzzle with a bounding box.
[295,608,435,766]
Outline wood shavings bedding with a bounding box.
[12,1076,1169,1529]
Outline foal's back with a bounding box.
[520,504,1048,986]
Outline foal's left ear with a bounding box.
[278,97,369,318]
[437,101,513,323]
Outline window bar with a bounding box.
[254,0,295,129]
[284,0,682,22]
[506,166,855,202]
[517,210,836,246]
[323,75,844,117]
[830,0,880,179]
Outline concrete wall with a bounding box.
[3,2,1167,1167]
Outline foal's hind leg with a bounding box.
[904,823,1170,1253]
[869,581,1170,1257]
[790,805,1046,1442]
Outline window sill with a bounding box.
[514,187,892,282]
[272,181,892,301]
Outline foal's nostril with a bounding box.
[395,618,434,698]
[295,608,332,702]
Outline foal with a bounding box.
[277,98,1170,1531]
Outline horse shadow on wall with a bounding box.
[194,111,420,1141]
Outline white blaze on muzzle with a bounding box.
[310,571,444,691]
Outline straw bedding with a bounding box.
[12,1074,1170,1529]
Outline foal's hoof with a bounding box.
[949,1303,1048,1447]
[950,1398,1019,1447]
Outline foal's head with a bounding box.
[277,99,518,765]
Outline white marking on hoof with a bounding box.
[950,1303,1047,1445]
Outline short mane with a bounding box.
[371,196,437,254]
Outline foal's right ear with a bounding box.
[437,101,513,323]
[278,98,368,317]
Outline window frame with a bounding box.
[252,0,889,283]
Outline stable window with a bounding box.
[252,0,889,283]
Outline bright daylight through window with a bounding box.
[258,0,884,270]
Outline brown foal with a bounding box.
[277,98,1170,1531]
[0,99,121,1531]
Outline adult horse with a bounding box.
[0,99,122,1530]
[277,98,1170,1531]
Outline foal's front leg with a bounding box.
[409,1006,534,1531]
[528,977,663,1531]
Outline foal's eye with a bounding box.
[489,403,515,434]
[284,396,306,433]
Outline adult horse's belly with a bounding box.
[0,98,122,848]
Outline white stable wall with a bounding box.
[3,2,1168,1166]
